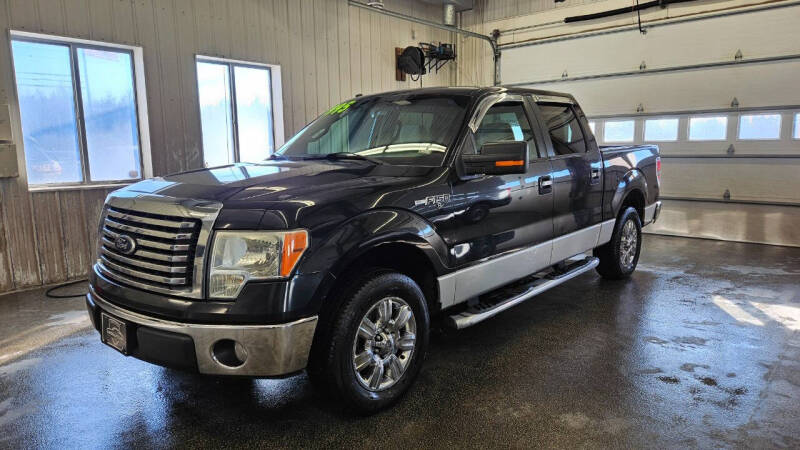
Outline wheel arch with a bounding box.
[299,209,448,320]
[611,169,648,221]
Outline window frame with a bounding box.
[195,55,284,167]
[603,119,636,144]
[9,30,152,191]
[736,112,783,141]
[643,117,680,142]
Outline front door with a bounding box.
[443,95,554,268]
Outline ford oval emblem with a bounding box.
[114,234,137,255]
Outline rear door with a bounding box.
[533,98,604,262]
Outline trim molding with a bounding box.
[438,219,615,309]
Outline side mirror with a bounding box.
[462,141,528,175]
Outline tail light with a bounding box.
[656,157,662,184]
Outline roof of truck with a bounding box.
[349,86,577,103]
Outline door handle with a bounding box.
[591,168,600,179]
[538,176,552,194]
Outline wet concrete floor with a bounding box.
[1,235,799,448]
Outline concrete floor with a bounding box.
[1,235,799,448]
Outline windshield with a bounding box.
[276,94,470,166]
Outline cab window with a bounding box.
[474,101,537,160]
[537,103,586,155]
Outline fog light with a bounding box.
[211,339,247,368]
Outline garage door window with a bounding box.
[689,116,727,141]
[604,120,635,143]
[738,114,781,140]
[10,35,147,187]
[795,114,800,139]
[197,58,277,167]
[644,118,679,142]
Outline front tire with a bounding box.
[594,207,642,279]
[308,271,430,414]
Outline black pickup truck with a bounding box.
[86,87,661,412]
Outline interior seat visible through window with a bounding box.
[473,101,535,153]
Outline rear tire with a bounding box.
[307,271,429,414]
[594,207,642,280]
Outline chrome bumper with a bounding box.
[89,292,317,377]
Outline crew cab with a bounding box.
[85,87,661,413]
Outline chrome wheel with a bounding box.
[352,296,417,392]
[619,219,638,270]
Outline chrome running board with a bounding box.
[446,256,599,329]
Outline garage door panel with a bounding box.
[534,61,800,116]
[501,5,800,87]
[660,159,800,204]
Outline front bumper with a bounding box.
[86,290,317,377]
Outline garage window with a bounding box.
[644,118,679,142]
[588,121,597,135]
[197,57,279,167]
[10,33,148,187]
[689,116,727,141]
[604,120,635,143]
[738,114,781,140]
[795,114,800,139]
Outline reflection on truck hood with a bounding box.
[119,160,440,228]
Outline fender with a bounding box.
[296,208,450,309]
[610,168,648,218]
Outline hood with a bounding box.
[119,160,442,228]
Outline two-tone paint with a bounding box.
[89,87,660,330]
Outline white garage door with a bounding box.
[499,3,800,246]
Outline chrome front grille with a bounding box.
[99,206,201,291]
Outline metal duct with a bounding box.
[443,3,456,26]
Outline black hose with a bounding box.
[564,0,696,23]
[45,279,88,299]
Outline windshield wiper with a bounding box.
[304,152,384,165]
[268,153,289,160]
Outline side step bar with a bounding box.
[447,256,599,329]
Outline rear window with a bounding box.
[537,103,586,155]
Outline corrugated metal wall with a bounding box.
[0,0,457,294]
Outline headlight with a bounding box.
[208,230,308,299]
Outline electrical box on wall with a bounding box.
[0,143,19,178]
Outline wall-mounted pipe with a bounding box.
[348,0,501,85]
